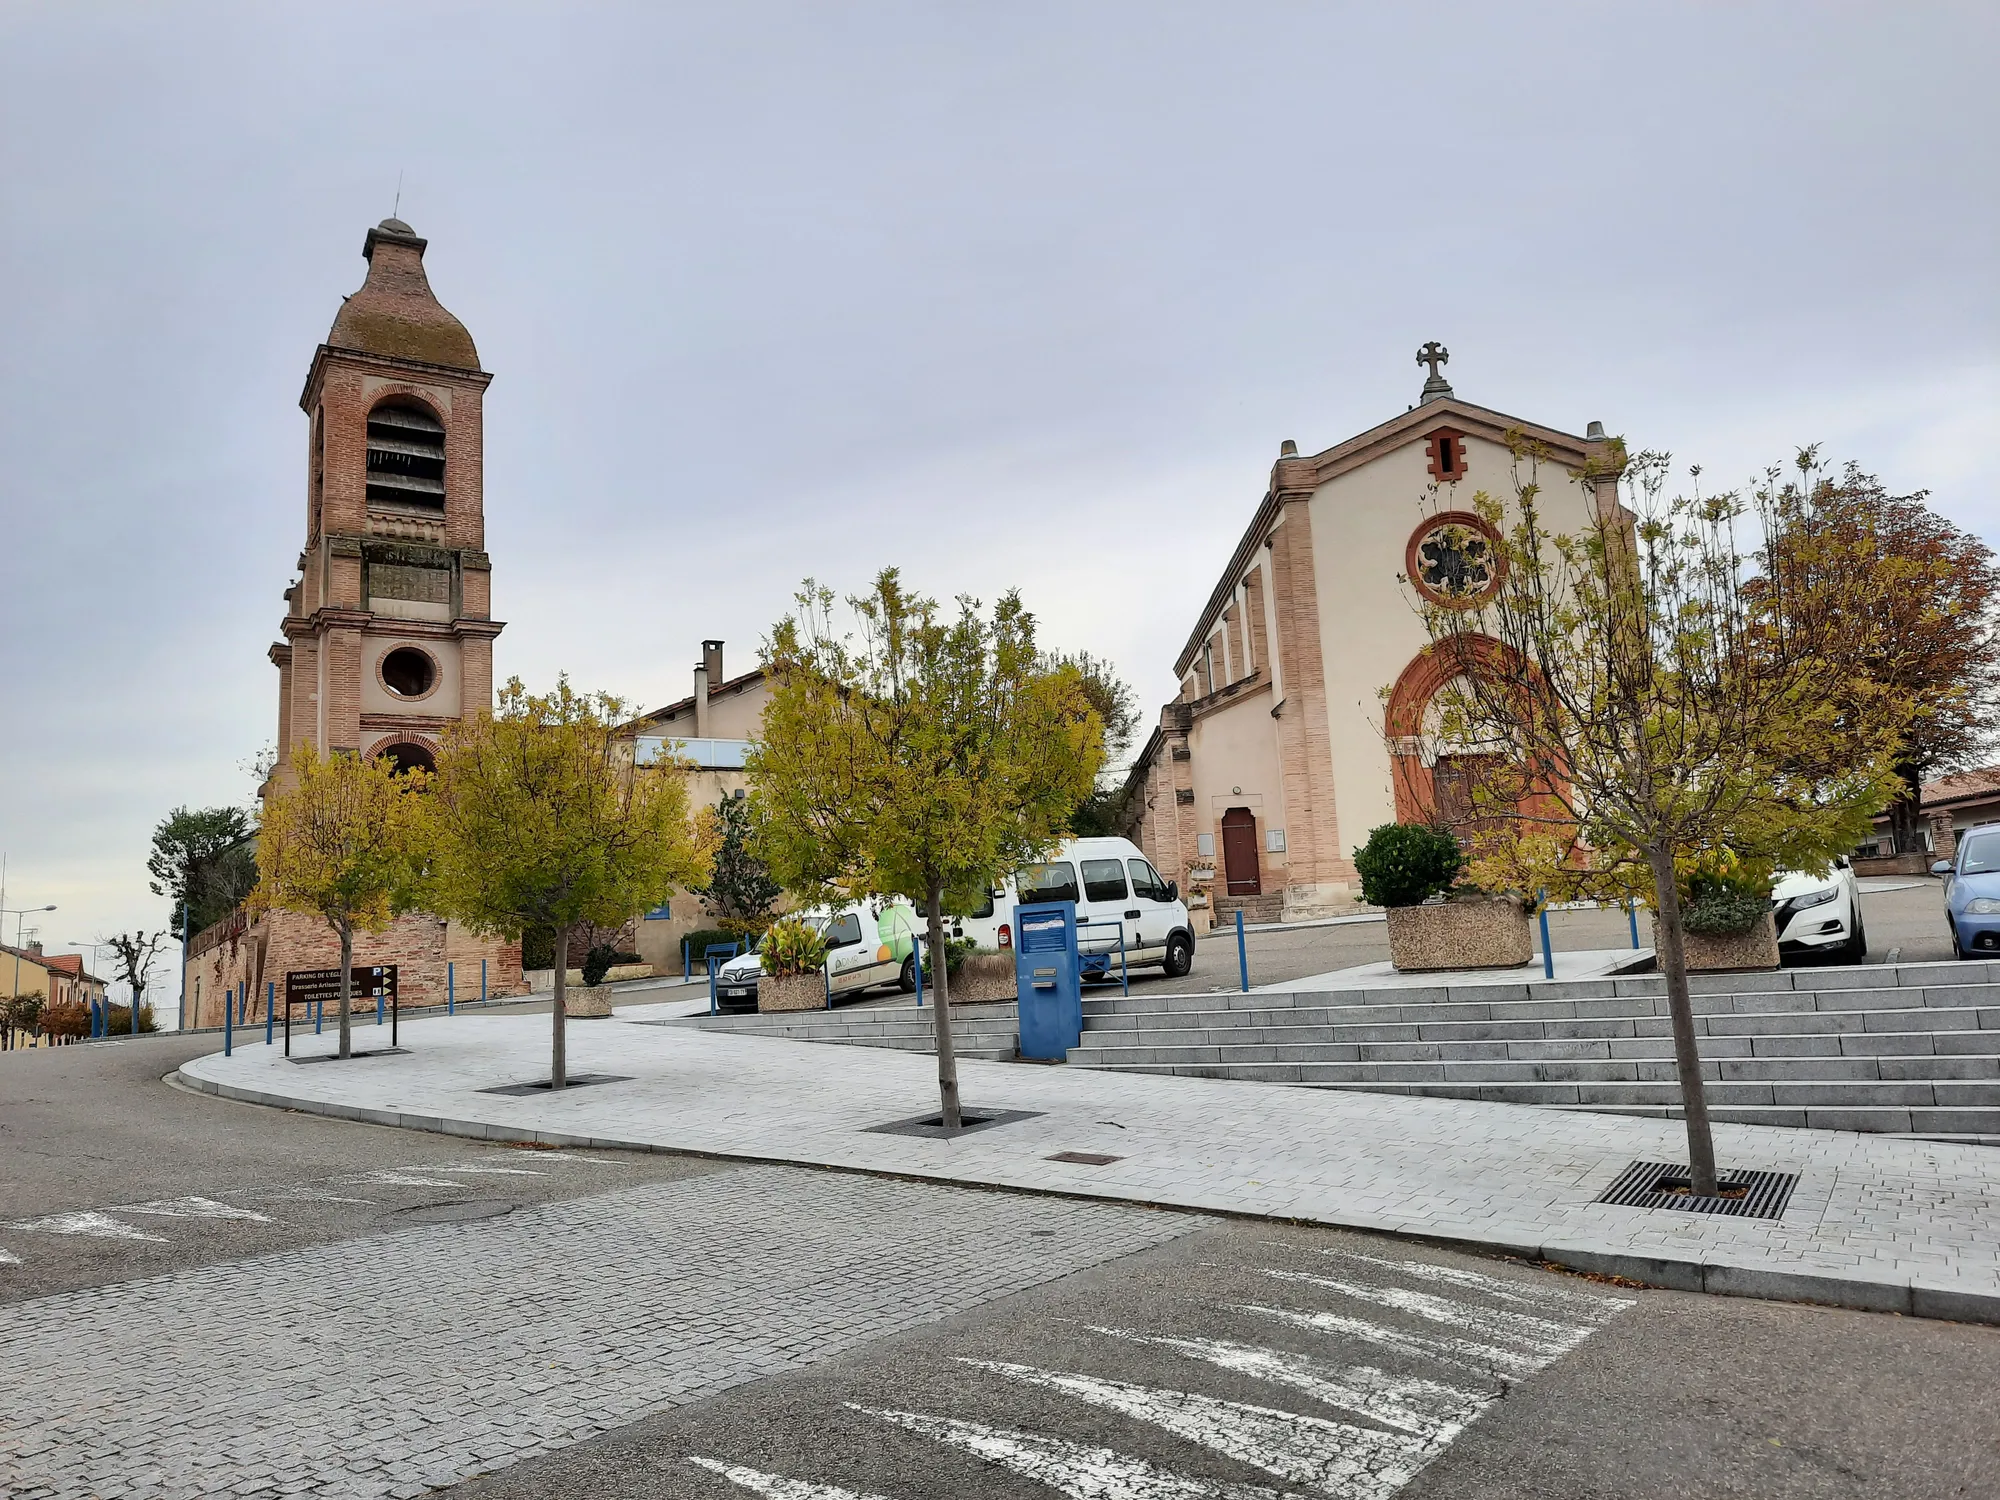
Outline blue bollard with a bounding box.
[376,979,384,1027]
[1236,909,1249,993]
[914,940,924,1009]
[223,986,233,1056]
[315,996,323,1034]
[448,961,455,1016]
[481,958,487,1004]
[1628,899,1641,949]
[265,981,274,1045]
[1538,889,1555,979]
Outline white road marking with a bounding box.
[1086,1327,1492,1442]
[1317,1252,1636,1316]
[1257,1271,1593,1357]
[352,1171,472,1188]
[0,1246,19,1265]
[1241,1303,1551,1382]
[853,1404,1293,1500]
[687,1456,892,1498]
[7,1211,168,1243]
[424,1164,545,1176]
[119,1196,273,1222]
[962,1358,1433,1499]
[248,1187,377,1204]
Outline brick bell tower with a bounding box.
[268,216,502,788]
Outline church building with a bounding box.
[184,219,524,1024]
[1121,347,1619,927]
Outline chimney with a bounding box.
[693,658,710,739]
[702,639,724,687]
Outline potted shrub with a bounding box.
[757,916,830,1012]
[1657,853,1778,971]
[948,940,1017,1004]
[1355,822,1532,971]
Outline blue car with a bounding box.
[1934,823,2000,959]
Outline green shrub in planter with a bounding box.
[1678,854,1773,937]
[760,916,828,978]
[1353,823,1467,908]
[581,945,644,987]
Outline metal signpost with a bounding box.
[283,966,398,1055]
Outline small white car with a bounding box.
[1772,858,1865,963]
[711,899,925,1014]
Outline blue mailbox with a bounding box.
[1015,900,1081,1060]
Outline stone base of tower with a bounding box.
[182,908,524,1030]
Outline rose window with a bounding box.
[1411,518,1501,605]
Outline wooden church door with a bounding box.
[1221,807,1262,895]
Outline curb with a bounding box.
[172,1065,2000,1329]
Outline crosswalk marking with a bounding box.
[1317,1251,1636,1316]
[1240,1302,1554,1381]
[851,1405,1294,1500]
[688,1455,892,1498]
[119,1196,272,1221]
[1257,1271,1594,1358]
[961,1358,1433,1499]
[1085,1327,1492,1442]
[352,1170,472,1188]
[7,1211,168,1242]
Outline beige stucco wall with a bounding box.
[359,633,464,718]
[1306,431,1599,868]
[1187,684,1287,890]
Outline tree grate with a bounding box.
[1597,1160,1799,1221]
[478,1073,633,1096]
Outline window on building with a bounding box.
[1426,429,1467,483]
[366,402,447,510]
[1081,859,1129,903]
[380,647,438,699]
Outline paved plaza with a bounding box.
[174,1000,2000,1324]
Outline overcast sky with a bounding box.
[2,2,1994,986]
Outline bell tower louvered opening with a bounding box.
[365,402,447,511]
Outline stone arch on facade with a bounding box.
[1385,635,1523,827]
[367,735,438,776]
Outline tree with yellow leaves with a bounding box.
[254,745,424,1060]
[749,571,1102,1128]
[420,677,711,1088]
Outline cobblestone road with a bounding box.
[0,1166,1193,1499]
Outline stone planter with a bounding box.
[1386,898,1533,972]
[1654,913,1779,972]
[564,986,614,1019]
[945,952,1016,1005]
[759,971,828,1013]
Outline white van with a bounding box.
[711,898,926,1014]
[952,836,1194,980]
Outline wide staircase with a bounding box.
[686,1000,1021,1061]
[1066,961,2000,1144]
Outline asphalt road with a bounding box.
[7,927,1994,1500]
[440,1215,2000,1500]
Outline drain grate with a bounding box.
[1597,1160,1799,1221]
[478,1073,633,1096]
[291,1048,408,1064]
[1047,1151,1124,1166]
[864,1108,1042,1139]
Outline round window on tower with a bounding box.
[380,646,439,699]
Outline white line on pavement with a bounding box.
[117,1196,273,1221]
[1240,1303,1554,1382]
[687,1456,893,1499]
[961,1358,1432,1500]
[351,1171,474,1188]
[1313,1252,1636,1316]
[852,1404,1291,1500]
[1257,1271,1594,1357]
[1084,1327,1492,1443]
[6,1211,169,1242]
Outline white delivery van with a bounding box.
[952,836,1194,980]
[711,897,926,1013]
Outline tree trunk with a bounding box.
[1646,845,1718,1196]
[550,919,571,1090]
[336,921,354,1060]
[1888,760,1925,855]
[926,879,961,1129]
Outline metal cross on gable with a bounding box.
[1416,340,1449,378]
